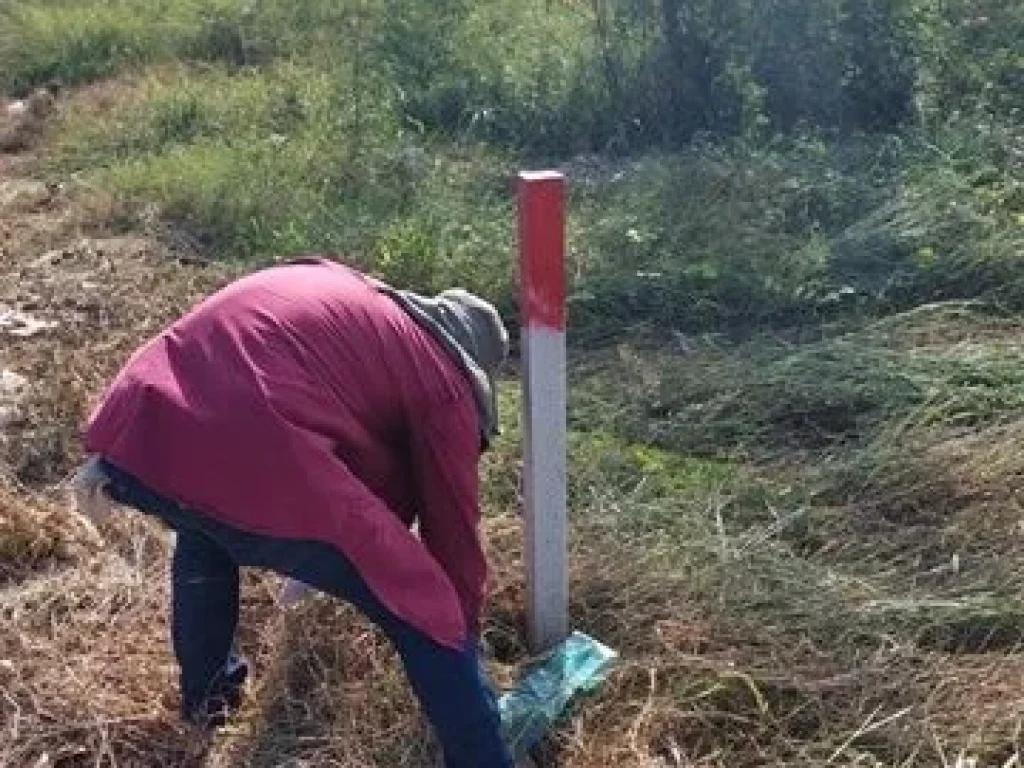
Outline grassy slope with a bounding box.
[2,0,1024,766]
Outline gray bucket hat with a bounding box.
[375,282,509,442]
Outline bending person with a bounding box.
[75,256,514,767]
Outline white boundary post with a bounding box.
[517,171,569,653]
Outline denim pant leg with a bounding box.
[388,627,512,768]
[102,464,242,716]
[171,529,241,714]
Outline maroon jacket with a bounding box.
[85,260,487,648]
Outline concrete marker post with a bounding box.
[517,170,569,654]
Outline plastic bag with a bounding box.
[498,631,618,759]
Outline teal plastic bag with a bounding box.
[498,631,618,759]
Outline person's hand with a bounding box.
[476,632,494,661]
[72,455,116,526]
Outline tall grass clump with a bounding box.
[0,0,364,95]
[44,62,517,296]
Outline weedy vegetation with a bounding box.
[1,0,1023,764]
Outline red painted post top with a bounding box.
[517,171,566,331]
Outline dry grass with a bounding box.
[4,122,1024,768]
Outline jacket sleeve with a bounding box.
[407,397,488,636]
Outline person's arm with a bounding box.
[408,397,488,636]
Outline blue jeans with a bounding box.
[100,460,513,768]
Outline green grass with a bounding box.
[540,302,1024,763]
[44,76,1024,333]
[40,62,518,297]
[0,0,362,94]
[5,0,1021,330]
[1,0,244,92]
[569,303,1024,459]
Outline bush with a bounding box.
[377,0,920,152]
